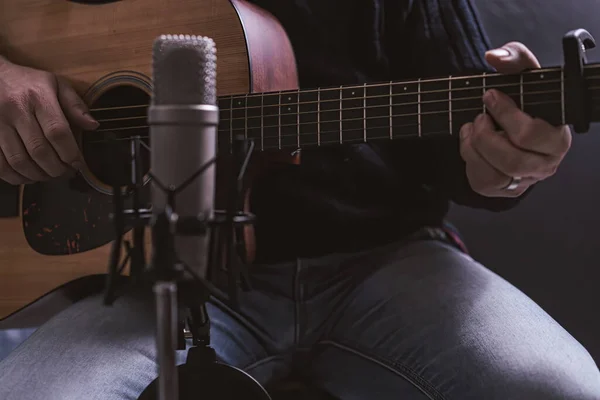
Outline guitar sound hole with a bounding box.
[82,85,151,188]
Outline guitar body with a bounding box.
[0,0,299,320]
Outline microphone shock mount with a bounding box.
[103,133,268,400]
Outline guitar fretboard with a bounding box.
[217,64,600,152]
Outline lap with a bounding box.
[2,238,599,400]
[307,240,600,399]
[0,284,290,400]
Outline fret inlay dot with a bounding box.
[466,81,470,85]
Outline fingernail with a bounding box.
[483,90,496,107]
[487,48,511,59]
[84,112,100,127]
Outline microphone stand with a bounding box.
[104,134,261,400]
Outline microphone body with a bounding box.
[149,34,218,280]
[147,34,218,400]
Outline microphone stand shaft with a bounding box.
[154,281,179,400]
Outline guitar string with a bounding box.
[87,77,570,114]
[83,98,568,144]
[91,87,562,125]
[87,64,600,113]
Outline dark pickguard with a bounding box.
[21,174,148,256]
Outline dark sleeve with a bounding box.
[385,0,533,211]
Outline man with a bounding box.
[0,0,599,398]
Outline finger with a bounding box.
[57,77,99,131]
[0,122,49,181]
[13,109,69,178]
[460,123,511,191]
[483,90,572,156]
[483,89,531,136]
[35,91,85,171]
[485,42,541,74]
[504,117,572,157]
[0,145,32,185]
[471,113,559,179]
[460,124,535,197]
[460,134,537,197]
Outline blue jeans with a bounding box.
[1,237,599,399]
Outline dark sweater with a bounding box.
[247,0,527,264]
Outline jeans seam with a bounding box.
[317,339,446,400]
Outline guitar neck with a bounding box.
[217,63,600,152]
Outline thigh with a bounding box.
[0,286,284,400]
[308,240,600,399]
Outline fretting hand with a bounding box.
[0,57,99,185]
[459,42,572,198]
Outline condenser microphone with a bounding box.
[140,34,271,400]
[147,35,218,400]
[148,34,218,280]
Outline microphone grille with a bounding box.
[151,34,217,105]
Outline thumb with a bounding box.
[485,42,541,74]
[56,77,100,131]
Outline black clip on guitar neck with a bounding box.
[563,28,597,134]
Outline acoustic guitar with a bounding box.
[0,0,598,320]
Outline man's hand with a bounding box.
[0,57,99,185]
[459,42,572,198]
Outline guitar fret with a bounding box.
[520,73,524,110]
[482,72,487,114]
[363,83,367,142]
[296,89,300,148]
[260,94,264,151]
[229,97,233,150]
[448,77,453,135]
[339,86,342,144]
[389,81,393,140]
[244,93,248,140]
[278,92,282,149]
[418,78,422,137]
[317,88,321,146]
